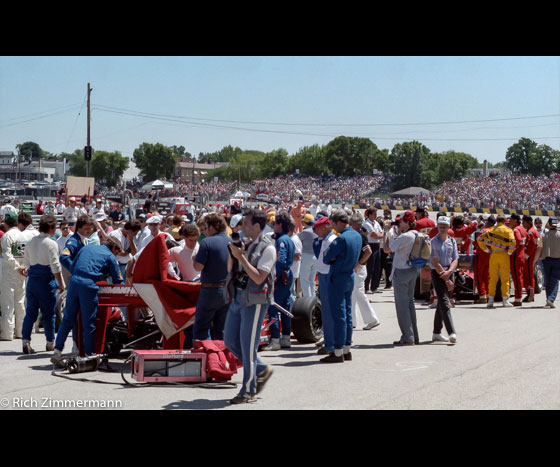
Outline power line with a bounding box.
[93,103,560,127]
[0,104,83,128]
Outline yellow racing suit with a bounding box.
[477,222,516,299]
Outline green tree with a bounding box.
[65,148,88,176]
[91,150,130,187]
[132,142,177,182]
[389,140,432,190]
[505,137,539,175]
[324,136,379,176]
[16,141,51,161]
[287,144,327,176]
[260,148,289,178]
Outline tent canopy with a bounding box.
[391,186,431,196]
[142,179,173,190]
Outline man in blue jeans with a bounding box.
[534,217,560,308]
[192,213,231,346]
[321,209,362,363]
[225,208,277,404]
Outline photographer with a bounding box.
[224,208,277,404]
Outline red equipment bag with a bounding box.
[191,340,242,381]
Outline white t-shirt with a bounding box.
[315,232,336,275]
[108,228,131,264]
[363,217,382,244]
[56,234,72,253]
[63,205,81,223]
[388,230,416,270]
[290,234,302,278]
[168,243,200,282]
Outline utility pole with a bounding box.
[85,83,92,177]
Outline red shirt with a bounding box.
[451,222,479,254]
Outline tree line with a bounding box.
[11,136,560,190]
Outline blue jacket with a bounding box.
[70,244,124,284]
[60,231,86,273]
[275,233,294,280]
[323,227,362,276]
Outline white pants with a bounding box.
[299,253,317,298]
[352,265,380,326]
[0,261,26,340]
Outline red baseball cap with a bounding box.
[313,216,331,230]
[402,210,415,223]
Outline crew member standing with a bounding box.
[477,214,516,308]
[522,215,540,303]
[263,210,294,351]
[321,209,362,363]
[21,215,66,354]
[533,218,560,308]
[508,213,528,307]
[362,207,383,294]
[473,215,494,304]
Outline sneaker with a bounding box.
[343,351,352,361]
[502,299,513,308]
[449,334,457,344]
[46,342,55,352]
[50,349,66,369]
[474,296,488,304]
[487,298,495,309]
[544,301,556,309]
[317,346,330,355]
[22,341,35,354]
[280,335,291,348]
[320,353,344,363]
[432,333,449,343]
[229,393,257,404]
[429,300,438,309]
[256,366,274,394]
[373,289,383,294]
[363,321,380,330]
[262,338,281,351]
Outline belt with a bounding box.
[201,283,225,288]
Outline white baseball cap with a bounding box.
[94,212,107,222]
[437,216,450,226]
[230,214,243,229]
[147,215,162,224]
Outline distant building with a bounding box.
[175,158,228,183]
[0,151,68,182]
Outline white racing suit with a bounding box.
[0,226,39,340]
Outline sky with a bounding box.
[1,56,559,167]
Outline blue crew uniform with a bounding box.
[269,233,294,339]
[55,244,123,355]
[60,231,87,272]
[323,226,362,351]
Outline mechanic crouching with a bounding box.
[51,237,124,366]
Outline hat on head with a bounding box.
[437,216,450,226]
[69,197,76,202]
[4,212,18,223]
[548,217,558,228]
[137,213,146,220]
[94,212,106,222]
[313,216,330,230]
[147,215,162,224]
[230,213,243,229]
[415,206,428,212]
[303,213,315,225]
[402,210,416,223]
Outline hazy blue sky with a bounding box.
[1,56,558,165]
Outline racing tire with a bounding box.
[290,295,323,344]
[55,290,67,332]
[534,262,544,294]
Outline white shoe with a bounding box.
[502,299,513,308]
[449,334,457,344]
[487,297,495,308]
[280,335,291,348]
[363,321,380,330]
[262,338,281,351]
[429,300,438,309]
[544,301,556,309]
[432,333,449,343]
[50,349,66,368]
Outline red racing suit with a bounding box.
[523,226,540,292]
[451,222,479,254]
[474,227,491,297]
[510,225,527,300]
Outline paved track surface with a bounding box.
[1,285,558,410]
